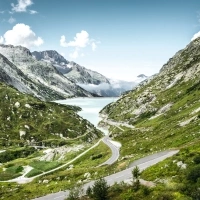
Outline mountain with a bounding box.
[0,82,102,148]
[0,53,35,95]
[32,50,110,85]
[32,50,71,74]
[32,50,147,97]
[65,61,110,85]
[0,45,94,100]
[100,37,200,158]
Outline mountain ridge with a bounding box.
[99,37,200,156]
[32,50,147,97]
[0,45,94,100]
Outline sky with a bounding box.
[1,0,200,81]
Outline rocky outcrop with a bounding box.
[0,45,94,100]
[32,50,147,97]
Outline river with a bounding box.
[55,97,117,134]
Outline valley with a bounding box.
[0,26,200,200]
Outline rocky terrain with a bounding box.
[0,45,94,101]
[100,37,200,154]
[33,50,147,97]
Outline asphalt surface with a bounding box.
[33,150,179,200]
[99,136,120,166]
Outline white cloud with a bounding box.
[8,16,16,24]
[60,35,67,47]
[191,31,200,41]
[60,52,65,57]
[2,23,43,48]
[0,36,4,44]
[29,10,37,14]
[11,0,33,12]
[91,42,97,51]
[60,30,100,59]
[0,11,5,14]
[69,49,79,59]
[60,30,89,48]
[77,83,111,91]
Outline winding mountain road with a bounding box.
[99,136,120,166]
[33,150,179,200]
[4,136,120,184]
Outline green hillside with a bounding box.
[97,37,200,200]
[0,82,102,148]
[100,38,200,159]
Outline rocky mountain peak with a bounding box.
[32,50,70,74]
[0,45,95,100]
[32,50,69,65]
[137,74,147,78]
[0,44,32,59]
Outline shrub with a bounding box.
[92,178,109,200]
[187,165,200,182]
[91,154,103,160]
[193,155,200,164]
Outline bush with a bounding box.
[193,155,200,164]
[66,184,83,200]
[91,154,103,160]
[92,178,109,200]
[187,165,200,182]
[156,193,174,200]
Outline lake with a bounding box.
[55,97,117,134]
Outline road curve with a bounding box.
[2,136,119,184]
[33,150,179,200]
[99,136,120,166]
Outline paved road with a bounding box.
[6,139,103,184]
[99,136,120,166]
[5,136,119,184]
[33,150,179,200]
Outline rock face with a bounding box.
[32,50,71,74]
[0,53,35,96]
[0,45,94,100]
[65,61,110,85]
[100,37,200,151]
[32,50,147,97]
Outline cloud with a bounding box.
[69,49,79,59]
[29,10,37,14]
[191,31,200,41]
[11,0,34,12]
[8,16,16,24]
[77,83,111,91]
[60,35,67,47]
[60,52,65,57]
[1,23,43,48]
[91,42,97,51]
[60,30,89,48]
[60,30,100,59]
[0,36,4,44]
[0,11,5,14]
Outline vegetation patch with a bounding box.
[29,160,62,172]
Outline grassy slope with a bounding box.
[100,38,200,161]
[97,39,200,199]
[0,82,102,148]
[0,141,112,200]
